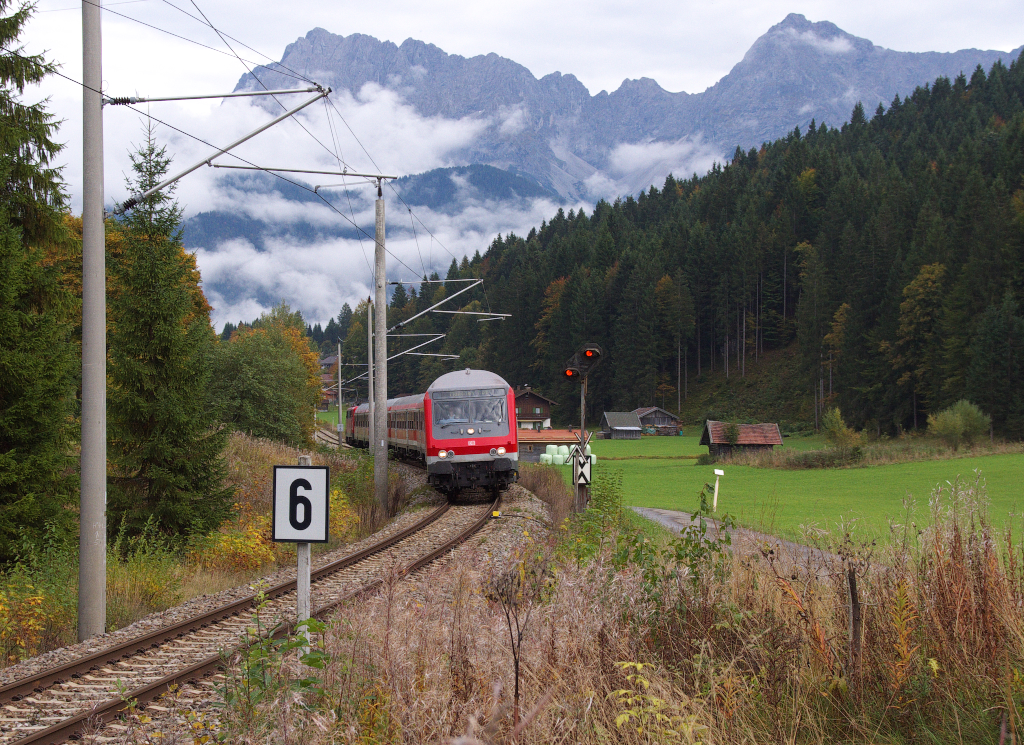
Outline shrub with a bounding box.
[927,399,991,450]
[723,422,740,445]
[695,453,716,466]
[329,488,359,540]
[822,407,861,449]
[190,516,275,572]
[518,463,573,527]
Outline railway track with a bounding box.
[0,496,498,745]
[313,425,341,448]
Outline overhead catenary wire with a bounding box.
[108,100,423,279]
[2,46,413,287]
[157,0,318,86]
[77,0,311,84]
[324,98,461,265]
[318,98,373,280]
[184,0,347,168]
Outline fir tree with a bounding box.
[106,122,232,537]
[0,0,77,560]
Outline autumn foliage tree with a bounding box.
[210,302,321,446]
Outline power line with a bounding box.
[325,98,462,266]
[39,0,149,13]
[182,0,345,167]
[157,0,316,86]
[320,96,372,278]
[107,101,424,278]
[78,0,311,84]
[1,42,421,283]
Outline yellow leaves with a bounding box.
[190,515,275,572]
[329,488,358,540]
[610,661,705,742]
[886,579,920,711]
[1012,189,1024,226]
[0,579,48,661]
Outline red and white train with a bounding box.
[345,369,519,495]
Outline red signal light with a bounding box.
[585,350,594,357]
[564,367,579,379]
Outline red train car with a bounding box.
[346,369,518,494]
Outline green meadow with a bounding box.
[574,436,1024,543]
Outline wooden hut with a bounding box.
[633,406,681,435]
[700,420,782,457]
[600,411,643,440]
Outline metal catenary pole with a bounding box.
[344,339,348,446]
[373,183,388,508]
[367,297,374,446]
[79,0,106,641]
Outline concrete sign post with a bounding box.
[273,457,329,652]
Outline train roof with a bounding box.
[351,393,423,413]
[428,368,511,393]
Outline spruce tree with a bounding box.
[107,122,232,537]
[0,0,77,561]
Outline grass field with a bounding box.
[316,407,339,426]
[574,435,1024,542]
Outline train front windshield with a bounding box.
[431,388,509,439]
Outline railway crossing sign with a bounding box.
[273,465,330,542]
[572,450,592,486]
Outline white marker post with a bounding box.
[273,457,329,654]
[713,469,724,512]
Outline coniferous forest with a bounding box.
[350,54,1024,438]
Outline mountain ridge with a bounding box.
[231,14,1021,201]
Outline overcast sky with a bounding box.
[19,0,1024,327]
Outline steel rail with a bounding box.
[0,500,449,707]
[11,496,499,745]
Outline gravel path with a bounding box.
[631,506,842,577]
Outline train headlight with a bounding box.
[497,447,506,455]
[438,450,448,459]
[489,448,497,456]
[447,450,455,458]
[467,427,475,435]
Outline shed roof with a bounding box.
[518,428,587,443]
[700,421,783,446]
[514,388,558,406]
[602,411,643,430]
[633,406,681,422]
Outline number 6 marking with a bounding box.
[289,478,313,530]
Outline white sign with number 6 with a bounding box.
[273,466,330,542]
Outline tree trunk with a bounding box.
[742,304,746,377]
[677,337,681,413]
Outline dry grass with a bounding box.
[210,474,1024,744]
[0,433,400,662]
[722,436,1024,469]
[516,463,573,528]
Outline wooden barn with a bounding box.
[700,420,782,457]
[600,411,643,440]
[634,406,681,435]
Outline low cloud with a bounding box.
[584,136,722,199]
[195,192,567,331]
[784,28,854,54]
[496,105,529,137]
